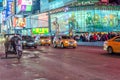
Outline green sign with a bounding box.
[26,5,32,11]
[32,28,49,34]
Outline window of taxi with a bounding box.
[61,36,70,39]
[113,37,120,42]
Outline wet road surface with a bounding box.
[0,44,120,80]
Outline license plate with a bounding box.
[70,44,73,46]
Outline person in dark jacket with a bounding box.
[11,34,21,52]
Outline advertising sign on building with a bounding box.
[6,0,13,18]
[3,0,7,8]
[50,6,120,32]
[13,17,26,27]
[21,0,32,5]
[16,0,32,13]
[101,0,108,3]
[40,0,77,12]
[2,10,6,21]
[32,28,49,34]
[11,2,15,15]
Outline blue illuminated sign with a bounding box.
[6,0,13,18]
[40,0,77,12]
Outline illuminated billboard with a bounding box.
[32,28,49,34]
[16,0,32,13]
[51,6,120,32]
[11,2,15,14]
[40,0,77,12]
[13,17,26,27]
[18,0,32,5]
[101,0,108,3]
[3,0,7,8]
[6,0,13,17]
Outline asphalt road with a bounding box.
[0,45,120,80]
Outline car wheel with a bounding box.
[17,51,22,60]
[22,46,25,49]
[107,47,113,54]
[73,47,76,49]
[53,43,57,48]
[5,52,8,58]
[34,46,37,48]
[61,43,64,48]
[39,43,42,46]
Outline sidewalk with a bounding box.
[77,41,104,47]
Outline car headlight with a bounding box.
[23,41,26,43]
[74,41,77,43]
[104,41,108,46]
[65,41,68,43]
[41,40,44,42]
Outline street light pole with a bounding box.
[48,11,51,35]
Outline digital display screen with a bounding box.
[40,0,76,12]
[32,28,49,34]
[51,6,120,32]
[17,0,32,12]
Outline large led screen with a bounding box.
[16,0,32,13]
[51,8,120,32]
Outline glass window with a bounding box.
[114,37,120,42]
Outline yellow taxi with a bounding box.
[53,35,77,48]
[104,36,120,54]
[40,36,51,46]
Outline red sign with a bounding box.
[101,0,108,3]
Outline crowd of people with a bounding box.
[74,32,120,42]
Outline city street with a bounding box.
[0,44,120,80]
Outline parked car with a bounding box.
[22,36,37,49]
[40,36,51,46]
[104,36,120,54]
[53,35,77,48]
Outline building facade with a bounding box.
[40,0,120,36]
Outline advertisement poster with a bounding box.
[16,0,32,13]
[51,8,120,33]
[13,17,26,27]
